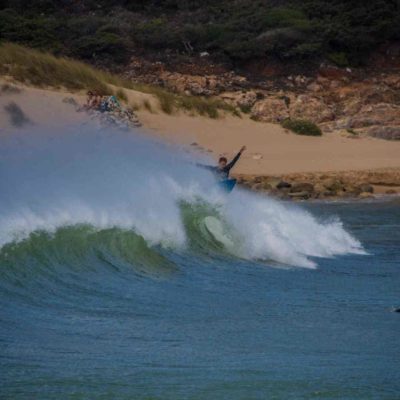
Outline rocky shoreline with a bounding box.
[235,168,400,201]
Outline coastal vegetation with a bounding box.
[0,1,398,68]
[0,43,238,118]
[0,42,122,93]
[282,118,322,136]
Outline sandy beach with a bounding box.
[1,83,400,181]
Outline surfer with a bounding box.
[198,146,246,192]
[216,146,246,180]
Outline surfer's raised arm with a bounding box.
[225,146,246,172]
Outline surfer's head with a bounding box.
[218,157,227,169]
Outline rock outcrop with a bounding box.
[235,169,400,201]
[251,98,289,123]
[124,58,400,140]
[289,95,335,123]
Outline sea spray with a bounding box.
[224,191,365,268]
[0,124,364,268]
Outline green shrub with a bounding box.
[239,104,252,114]
[347,128,358,136]
[282,118,322,136]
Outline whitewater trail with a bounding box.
[0,124,365,268]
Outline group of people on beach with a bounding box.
[82,91,121,113]
[79,90,141,129]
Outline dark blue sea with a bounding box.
[1,127,399,399]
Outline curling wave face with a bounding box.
[0,125,365,270]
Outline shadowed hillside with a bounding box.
[0,0,399,70]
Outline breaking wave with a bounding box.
[0,124,364,271]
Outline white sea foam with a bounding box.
[0,125,365,267]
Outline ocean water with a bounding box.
[0,127,399,399]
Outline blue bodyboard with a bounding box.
[218,178,237,193]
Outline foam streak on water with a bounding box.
[0,125,364,268]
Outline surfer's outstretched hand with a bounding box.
[240,146,247,153]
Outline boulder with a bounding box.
[269,188,291,200]
[237,91,257,109]
[322,190,336,198]
[322,178,343,193]
[252,183,263,191]
[313,183,326,195]
[294,75,307,86]
[160,72,224,96]
[367,126,400,140]
[363,86,400,105]
[383,75,400,90]
[263,177,291,190]
[290,182,314,193]
[251,98,289,123]
[337,190,354,198]
[359,192,374,199]
[276,181,292,189]
[288,191,311,200]
[341,98,363,116]
[306,82,322,92]
[343,185,362,196]
[358,183,374,193]
[261,182,273,191]
[289,95,335,123]
[349,103,400,129]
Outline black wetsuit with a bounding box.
[200,151,243,181]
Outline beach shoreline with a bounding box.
[1,82,399,200]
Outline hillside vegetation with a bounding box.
[0,0,399,68]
